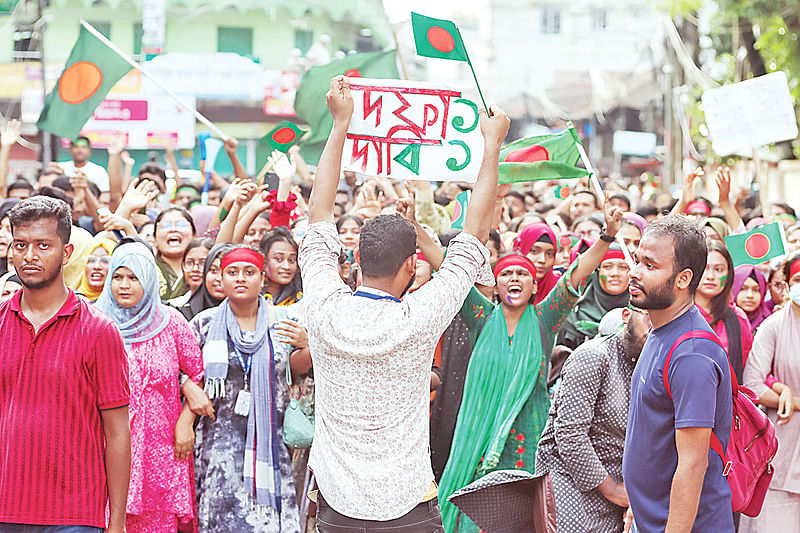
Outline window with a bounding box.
[133,23,143,57]
[294,29,313,55]
[217,27,253,56]
[86,21,111,39]
[541,7,561,34]
[591,9,608,31]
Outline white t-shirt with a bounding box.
[57,161,110,192]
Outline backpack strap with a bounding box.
[662,328,737,466]
[720,308,743,384]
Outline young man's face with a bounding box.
[570,192,596,220]
[11,218,72,290]
[629,233,680,310]
[70,143,90,164]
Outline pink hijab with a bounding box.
[512,223,560,304]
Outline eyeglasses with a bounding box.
[86,256,111,266]
[157,220,192,232]
[183,259,204,271]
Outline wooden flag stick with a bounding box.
[255,158,275,186]
[573,135,636,268]
[79,20,229,141]
[457,33,490,116]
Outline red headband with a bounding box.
[601,247,626,263]
[221,248,264,271]
[416,251,428,263]
[686,200,710,216]
[790,257,800,281]
[493,254,537,280]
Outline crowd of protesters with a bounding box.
[0,75,799,533]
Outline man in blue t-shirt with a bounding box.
[623,215,733,532]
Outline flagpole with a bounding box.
[569,122,636,268]
[79,20,230,141]
[456,33,490,116]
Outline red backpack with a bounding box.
[663,329,778,517]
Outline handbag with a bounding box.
[273,305,315,449]
[532,474,557,533]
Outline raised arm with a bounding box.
[716,166,743,231]
[670,168,703,216]
[223,137,249,181]
[107,135,125,211]
[569,193,623,288]
[0,119,21,200]
[396,193,445,269]
[463,107,510,244]
[308,76,353,224]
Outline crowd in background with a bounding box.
[1,101,799,533]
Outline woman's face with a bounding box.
[619,224,642,254]
[245,216,271,249]
[111,266,144,309]
[265,240,298,287]
[0,217,11,260]
[525,242,555,282]
[155,212,194,259]
[698,250,728,300]
[769,269,787,306]
[338,219,361,251]
[598,258,630,296]
[182,246,210,293]
[496,266,536,308]
[0,280,21,302]
[204,257,225,300]
[85,246,111,291]
[222,261,264,303]
[736,277,762,313]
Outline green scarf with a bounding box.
[438,303,543,531]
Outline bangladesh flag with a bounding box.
[411,12,468,62]
[450,190,470,230]
[498,127,590,184]
[262,121,306,153]
[36,26,132,140]
[725,222,786,267]
[294,49,399,165]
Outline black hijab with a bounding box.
[178,243,232,321]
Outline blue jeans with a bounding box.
[0,525,102,533]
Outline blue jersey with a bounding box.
[623,305,734,532]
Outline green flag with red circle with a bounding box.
[262,121,306,153]
[36,26,132,140]
[498,127,590,184]
[725,222,786,267]
[450,190,470,230]
[411,12,468,62]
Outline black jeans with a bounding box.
[316,493,445,533]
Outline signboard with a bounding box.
[77,94,196,149]
[142,53,263,100]
[702,71,798,155]
[142,0,166,55]
[343,78,483,182]
[612,130,657,156]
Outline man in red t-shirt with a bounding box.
[0,196,130,533]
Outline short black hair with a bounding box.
[8,196,72,244]
[643,214,707,296]
[573,189,599,207]
[35,186,73,209]
[505,190,525,203]
[609,192,631,210]
[7,180,34,195]
[636,203,659,219]
[138,164,167,192]
[358,214,416,278]
[774,202,797,218]
[52,176,73,192]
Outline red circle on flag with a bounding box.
[272,127,296,145]
[745,233,771,260]
[427,26,456,53]
[58,61,104,104]
[505,145,550,163]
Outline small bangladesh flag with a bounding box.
[450,190,471,230]
[725,221,787,267]
[498,127,590,184]
[262,121,306,153]
[411,12,468,62]
[37,25,132,140]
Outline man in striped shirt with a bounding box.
[0,196,130,533]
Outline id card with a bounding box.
[234,389,251,416]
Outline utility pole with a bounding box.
[36,0,51,165]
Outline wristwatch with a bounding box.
[599,227,615,243]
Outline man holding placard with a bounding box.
[299,75,509,532]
